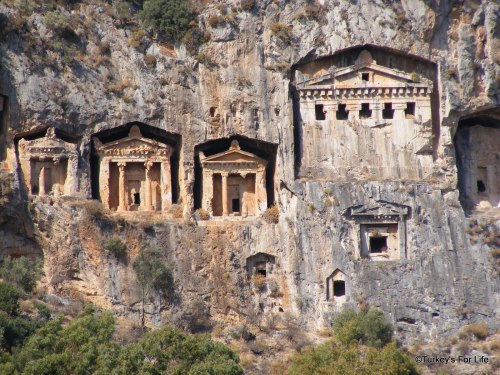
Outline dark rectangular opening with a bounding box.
[382,103,394,119]
[209,107,216,117]
[405,102,415,118]
[359,103,372,119]
[232,198,240,212]
[333,280,345,297]
[255,262,267,277]
[361,73,369,82]
[369,236,387,253]
[134,193,141,205]
[336,104,348,120]
[315,104,325,120]
[477,180,486,193]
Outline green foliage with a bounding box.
[182,26,210,55]
[105,238,127,260]
[289,310,415,375]
[0,282,21,316]
[44,11,72,34]
[139,0,195,43]
[133,243,174,298]
[0,308,243,374]
[0,257,43,293]
[0,311,42,351]
[333,308,393,348]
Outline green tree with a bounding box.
[0,257,43,293]
[139,0,194,43]
[0,282,21,316]
[105,237,127,260]
[133,243,174,326]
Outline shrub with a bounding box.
[144,54,156,67]
[270,22,292,42]
[194,208,210,220]
[182,26,210,55]
[0,282,21,316]
[333,309,393,348]
[409,72,421,82]
[444,67,457,80]
[168,204,184,218]
[139,0,194,43]
[0,257,43,293]
[105,237,127,260]
[459,323,489,340]
[208,14,226,28]
[262,205,279,224]
[44,11,72,34]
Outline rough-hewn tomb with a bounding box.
[93,125,174,212]
[17,127,79,196]
[199,140,267,217]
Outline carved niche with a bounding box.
[348,201,410,261]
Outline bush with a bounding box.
[262,205,279,224]
[240,0,255,12]
[168,204,184,218]
[333,309,393,348]
[270,22,292,42]
[0,257,43,293]
[194,208,210,220]
[459,323,489,340]
[105,238,127,260]
[139,0,194,43]
[0,282,21,316]
[182,26,210,55]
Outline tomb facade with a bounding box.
[455,123,500,209]
[93,125,173,212]
[349,202,410,261]
[18,127,79,196]
[296,49,434,181]
[200,140,267,217]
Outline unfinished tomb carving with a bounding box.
[455,114,500,210]
[246,253,276,278]
[200,140,267,217]
[296,49,434,181]
[93,125,173,212]
[349,202,410,261]
[326,269,346,303]
[18,127,78,196]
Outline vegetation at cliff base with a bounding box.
[288,309,419,375]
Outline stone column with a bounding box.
[39,166,46,196]
[117,162,126,212]
[255,170,266,215]
[64,155,78,196]
[221,172,229,215]
[202,170,213,214]
[160,160,171,211]
[144,161,153,211]
[99,158,110,210]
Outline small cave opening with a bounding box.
[193,136,277,211]
[405,102,416,119]
[209,107,216,117]
[90,122,181,204]
[246,253,275,278]
[454,109,500,213]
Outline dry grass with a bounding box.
[194,208,210,220]
[168,204,183,219]
[262,205,279,224]
[459,323,489,340]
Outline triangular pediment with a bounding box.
[203,149,265,164]
[18,128,78,156]
[96,137,169,151]
[348,201,410,220]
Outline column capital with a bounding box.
[221,172,229,178]
[117,162,126,170]
[145,160,153,170]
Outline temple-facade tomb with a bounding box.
[17,127,78,196]
[200,140,267,217]
[93,125,173,212]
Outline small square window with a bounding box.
[336,104,348,120]
[315,104,326,120]
[369,236,387,253]
[359,103,372,119]
[405,102,416,118]
[333,280,346,297]
[382,103,394,119]
[361,73,369,82]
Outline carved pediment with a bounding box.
[201,140,267,169]
[94,125,172,158]
[348,201,410,221]
[18,128,78,158]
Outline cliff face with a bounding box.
[0,0,499,345]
